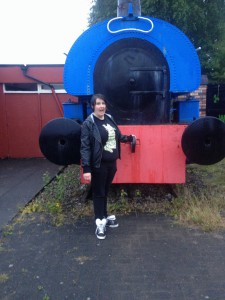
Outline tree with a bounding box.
[88,0,225,83]
[207,33,225,83]
[142,0,225,83]
[89,0,117,25]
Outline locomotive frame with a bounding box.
[39,0,225,184]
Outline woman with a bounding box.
[80,94,134,240]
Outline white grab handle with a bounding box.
[107,16,154,34]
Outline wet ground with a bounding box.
[0,158,225,300]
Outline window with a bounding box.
[39,83,66,93]
[4,83,38,93]
[3,83,66,94]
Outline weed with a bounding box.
[135,189,142,198]
[21,268,28,274]
[22,200,45,214]
[74,256,94,264]
[43,171,51,185]
[0,273,9,283]
[218,114,225,122]
[0,244,5,253]
[51,214,65,227]
[213,94,220,103]
[46,199,62,215]
[2,225,13,237]
[120,189,128,198]
[69,202,93,219]
[108,198,131,215]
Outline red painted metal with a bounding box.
[81,125,187,184]
[114,125,187,183]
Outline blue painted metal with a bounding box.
[64,17,201,96]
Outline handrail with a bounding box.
[107,16,154,34]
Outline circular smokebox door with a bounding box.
[94,38,170,124]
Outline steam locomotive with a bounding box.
[39,0,225,184]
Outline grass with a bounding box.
[18,159,225,232]
[169,185,225,231]
[168,159,225,231]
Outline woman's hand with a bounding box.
[83,172,91,182]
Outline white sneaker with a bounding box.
[95,218,106,239]
[106,215,119,228]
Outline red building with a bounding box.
[0,64,77,159]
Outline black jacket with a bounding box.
[80,113,130,173]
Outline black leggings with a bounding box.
[91,161,117,220]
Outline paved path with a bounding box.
[1,159,225,299]
[0,158,62,229]
[1,214,225,299]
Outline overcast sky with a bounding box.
[0,0,92,64]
